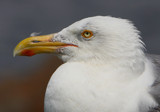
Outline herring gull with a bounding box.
[14,16,160,112]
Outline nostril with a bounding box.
[32,40,41,43]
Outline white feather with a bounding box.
[44,16,158,112]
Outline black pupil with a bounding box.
[86,32,89,35]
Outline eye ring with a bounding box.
[81,30,93,39]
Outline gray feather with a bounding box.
[146,54,160,112]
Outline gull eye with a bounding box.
[81,30,93,39]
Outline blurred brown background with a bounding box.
[0,0,160,112]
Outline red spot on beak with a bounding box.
[21,49,35,56]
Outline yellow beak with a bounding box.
[13,34,77,57]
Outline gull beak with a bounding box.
[13,34,77,57]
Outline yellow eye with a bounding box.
[81,30,93,38]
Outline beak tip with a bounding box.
[13,49,18,57]
[13,52,16,57]
[13,53,16,57]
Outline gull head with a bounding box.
[14,16,144,63]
